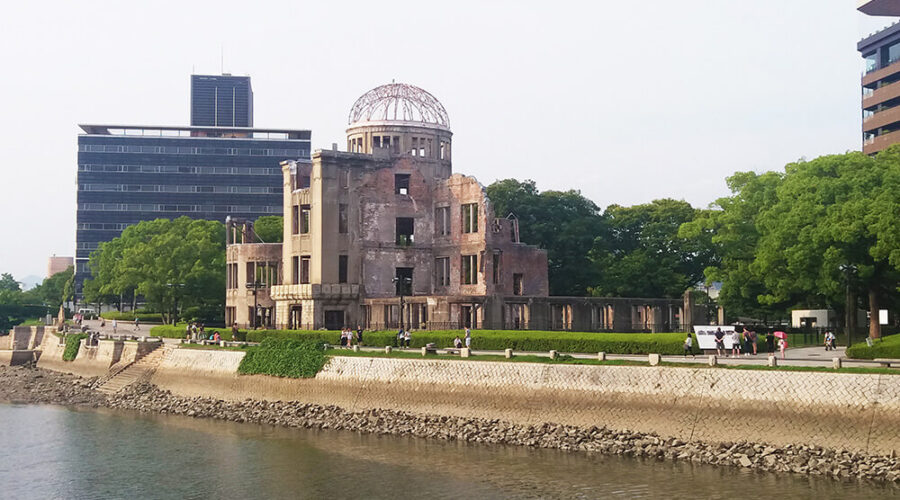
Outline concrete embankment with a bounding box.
[142,348,900,456]
[35,328,156,377]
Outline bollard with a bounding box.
[460,348,471,358]
[649,353,661,366]
[141,336,148,342]
[220,341,226,347]
[598,352,607,361]
[549,350,559,360]
[832,357,842,369]
[353,345,360,352]
[504,348,513,359]
[421,346,428,357]
[385,346,392,354]
[708,355,717,367]
[767,355,777,367]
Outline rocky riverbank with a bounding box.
[2,365,898,484]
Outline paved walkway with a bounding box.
[76,320,886,369]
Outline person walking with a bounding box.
[134,317,140,332]
[112,319,117,335]
[683,333,694,357]
[714,328,725,357]
[766,331,776,355]
[778,336,788,360]
[356,325,363,346]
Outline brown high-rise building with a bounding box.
[858,1,900,154]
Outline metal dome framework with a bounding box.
[348,83,449,128]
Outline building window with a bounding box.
[246,262,256,285]
[396,217,414,246]
[513,273,524,295]
[461,255,477,285]
[300,205,311,234]
[292,256,299,284]
[292,205,299,234]
[395,267,413,295]
[461,203,478,233]
[339,204,348,234]
[300,256,311,284]
[395,174,410,195]
[435,206,450,236]
[435,257,450,287]
[492,252,501,284]
[338,255,348,284]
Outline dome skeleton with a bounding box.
[348,83,450,128]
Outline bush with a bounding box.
[846,333,900,359]
[62,334,88,361]
[238,337,327,378]
[150,324,242,340]
[100,311,163,323]
[244,329,692,355]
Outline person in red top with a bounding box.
[213,331,221,342]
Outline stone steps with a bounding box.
[96,345,172,395]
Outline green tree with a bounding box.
[254,215,284,243]
[679,171,788,322]
[752,149,900,338]
[486,179,605,295]
[591,199,714,298]
[87,217,226,323]
[29,266,74,309]
[0,273,21,293]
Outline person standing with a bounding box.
[356,325,363,346]
[464,327,472,350]
[134,317,140,332]
[749,328,758,355]
[683,333,694,357]
[731,329,741,358]
[779,336,788,360]
[404,329,411,348]
[714,328,725,357]
[112,319,117,335]
[766,331,776,355]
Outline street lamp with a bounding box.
[391,275,412,331]
[246,279,266,329]
[839,264,857,347]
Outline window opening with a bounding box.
[461,255,478,285]
[396,217,414,246]
[461,203,478,233]
[395,174,410,195]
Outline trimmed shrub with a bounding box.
[150,324,243,340]
[62,334,88,361]
[238,337,327,378]
[244,329,692,355]
[846,333,900,360]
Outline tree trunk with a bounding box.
[846,290,856,338]
[869,286,881,339]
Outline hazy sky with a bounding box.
[0,1,894,280]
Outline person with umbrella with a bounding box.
[774,331,788,359]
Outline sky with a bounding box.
[0,1,895,281]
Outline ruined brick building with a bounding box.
[226,83,687,332]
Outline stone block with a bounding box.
[649,353,661,366]
[708,355,717,367]
[353,345,360,352]
[504,348,513,359]
[768,355,777,367]
[460,348,470,358]
[832,357,842,369]
[385,346,392,354]
[598,352,606,361]
[219,341,226,347]
[549,350,558,360]
[421,347,428,357]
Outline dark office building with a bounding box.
[75,124,310,295]
[858,1,900,154]
[190,74,254,127]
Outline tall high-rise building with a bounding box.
[190,74,254,127]
[74,75,310,298]
[858,1,900,154]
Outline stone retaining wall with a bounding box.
[36,331,148,377]
[137,351,900,456]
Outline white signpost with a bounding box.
[693,325,737,350]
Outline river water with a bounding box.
[0,404,894,499]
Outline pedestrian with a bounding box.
[742,327,752,356]
[749,328,758,355]
[731,329,741,358]
[454,336,463,349]
[464,327,472,350]
[766,331,776,355]
[112,319,117,334]
[213,331,220,342]
[683,333,694,357]
[824,331,835,351]
[356,325,363,346]
[779,336,788,360]
[231,324,239,341]
[134,317,140,331]
[397,328,405,348]
[714,328,725,357]
[340,328,347,348]
[404,329,411,348]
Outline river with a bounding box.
[0,404,894,499]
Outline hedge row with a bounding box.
[846,334,900,360]
[62,334,88,361]
[240,329,694,355]
[100,311,163,323]
[238,338,327,378]
[150,324,247,340]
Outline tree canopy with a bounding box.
[254,215,284,243]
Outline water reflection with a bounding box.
[0,404,894,499]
